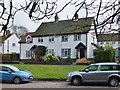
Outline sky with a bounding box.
[0,0,119,34]
[13,0,86,32]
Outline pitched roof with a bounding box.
[0,34,12,43]
[32,17,94,37]
[98,33,120,42]
[19,32,34,43]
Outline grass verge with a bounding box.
[10,64,87,80]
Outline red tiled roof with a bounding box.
[19,32,34,43]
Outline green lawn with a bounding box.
[10,64,87,80]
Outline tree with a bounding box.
[11,25,28,39]
[0,0,120,37]
[34,45,47,61]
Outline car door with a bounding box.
[81,65,98,82]
[0,66,2,80]
[2,66,14,81]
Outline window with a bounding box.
[12,43,15,47]
[48,49,54,55]
[74,34,81,41]
[61,35,68,42]
[26,51,31,57]
[26,36,33,44]
[61,49,71,57]
[118,41,120,44]
[112,41,116,44]
[87,65,98,71]
[100,42,104,45]
[0,43,2,46]
[49,37,54,42]
[38,37,43,43]
[1,66,10,72]
[100,65,120,71]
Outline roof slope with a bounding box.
[0,34,12,43]
[32,17,94,37]
[19,32,34,43]
[98,33,120,42]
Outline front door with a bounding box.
[80,48,85,58]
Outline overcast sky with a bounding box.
[0,0,118,34]
[13,0,86,32]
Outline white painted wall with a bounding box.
[98,41,119,49]
[3,34,20,54]
[20,43,33,59]
[20,32,96,59]
[0,43,3,54]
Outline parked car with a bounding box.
[67,62,120,87]
[0,65,33,84]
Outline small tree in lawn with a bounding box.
[34,45,47,62]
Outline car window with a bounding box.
[87,65,98,71]
[100,65,120,71]
[2,66,10,72]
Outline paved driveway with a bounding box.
[1,81,120,89]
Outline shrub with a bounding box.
[65,56,73,64]
[76,58,87,63]
[43,53,59,63]
[93,45,115,63]
[1,54,19,61]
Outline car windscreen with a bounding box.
[9,66,23,71]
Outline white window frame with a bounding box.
[61,35,68,42]
[48,49,54,55]
[38,37,43,43]
[61,48,71,57]
[49,37,54,42]
[12,43,16,47]
[26,35,33,44]
[26,51,31,57]
[74,34,81,41]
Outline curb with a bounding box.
[33,79,66,81]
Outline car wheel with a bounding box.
[72,77,82,86]
[13,77,21,84]
[109,77,119,87]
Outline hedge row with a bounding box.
[0,54,19,61]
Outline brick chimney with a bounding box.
[6,30,10,36]
[73,12,79,21]
[54,13,59,23]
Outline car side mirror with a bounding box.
[85,69,89,72]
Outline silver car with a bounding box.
[67,62,120,87]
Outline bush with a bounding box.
[65,56,73,64]
[93,45,115,63]
[1,54,19,61]
[43,53,59,63]
[76,58,87,63]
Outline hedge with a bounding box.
[0,53,19,61]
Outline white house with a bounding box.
[97,33,120,57]
[0,34,20,54]
[19,17,97,61]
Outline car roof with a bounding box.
[90,62,120,66]
[0,64,15,67]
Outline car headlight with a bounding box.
[20,73,29,76]
[67,72,72,77]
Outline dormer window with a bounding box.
[26,35,33,44]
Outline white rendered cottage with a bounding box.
[97,33,120,57]
[19,17,97,61]
[0,34,20,54]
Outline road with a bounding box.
[1,81,120,89]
